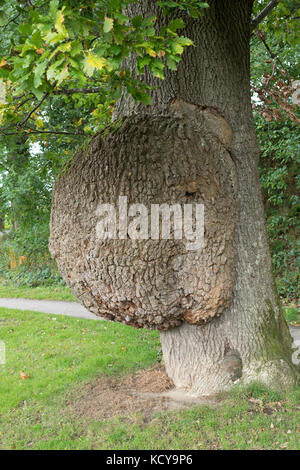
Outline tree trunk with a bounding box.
[114,0,298,393]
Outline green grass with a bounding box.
[0,307,300,450]
[284,304,300,326]
[0,308,160,413]
[0,279,75,301]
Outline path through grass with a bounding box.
[0,279,298,326]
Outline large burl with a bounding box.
[49,102,237,330]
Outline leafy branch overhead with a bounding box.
[0,0,298,138]
[0,0,199,130]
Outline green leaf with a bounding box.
[46,57,65,81]
[141,16,156,27]
[145,48,157,57]
[54,10,69,39]
[32,87,45,100]
[168,18,185,32]
[114,12,129,25]
[0,9,6,27]
[70,41,82,57]
[134,91,152,105]
[69,57,80,70]
[49,42,72,59]
[18,23,32,36]
[172,43,184,55]
[103,17,114,33]
[177,37,194,46]
[49,0,59,20]
[84,53,108,77]
[132,15,143,28]
[56,65,69,85]
[21,43,36,57]
[34,60,48,88]
[137,56,151,72]
[166,57,177,71]
[35,117,44,129]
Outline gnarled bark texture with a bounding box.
[49,0,299,393]
[50,109,237,329]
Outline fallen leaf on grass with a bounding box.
[19,371,31,380]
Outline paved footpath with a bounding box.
[0,298,98,320]
[292,326,300,342]
[0,298,299,343]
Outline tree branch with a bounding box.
[17,92,49,128]
[13,92,26,101]
[3,13,22,31]
[53,87,103,95]
[255,30,286,72]
[25,128,87,136]
[251,0,280,31]
[14,97,34,111]
[1,127,87,137]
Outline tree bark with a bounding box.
[49,0,299,394]
[114,0,298,393]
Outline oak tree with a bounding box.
[0,0,299,393]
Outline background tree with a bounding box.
[250,9,299,304]
[0,0,299,393]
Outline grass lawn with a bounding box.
[284,304,300,326]
[0,278,75,301]
[0,307,299,450]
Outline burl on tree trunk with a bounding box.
[50,104,236,330]
[49,0,299,394]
